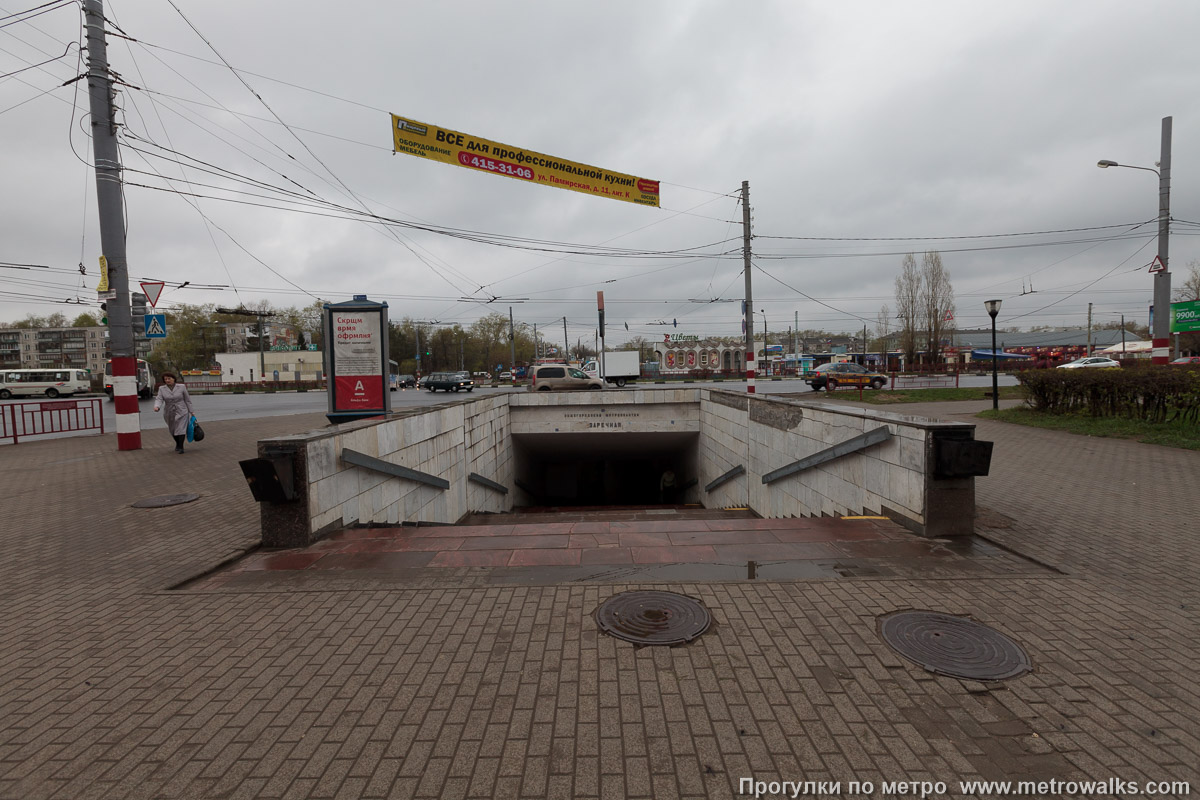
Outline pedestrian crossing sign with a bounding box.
[145,314,167,338]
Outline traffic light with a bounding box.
[100,302,108,325]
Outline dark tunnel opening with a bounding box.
[511,431,700,508]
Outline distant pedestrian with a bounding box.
[659,470,677,504]
[153,372,197,454]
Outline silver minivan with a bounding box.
[528,364,603,391]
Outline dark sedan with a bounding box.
[805,362,889,391]
[425,372,475,392]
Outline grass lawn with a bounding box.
[977,407,1200,450]
[839,385,1026,404]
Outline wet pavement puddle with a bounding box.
[181,508,1055,592]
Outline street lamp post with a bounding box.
[1097,116,1172,363]
[985,299,1002,411]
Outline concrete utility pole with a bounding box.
[1157,118,1173,362]
[597,292,606,382]
[1098,117,1172,362]
[414,326,421,378]
[508,307,516,384]
[741,181,755,393]
[1087,303,1093,355]
[83,0,139,450]
[792,311,798,370]
[563,317,569,362]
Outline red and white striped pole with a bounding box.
[85,0,142,450]
[110,356,142,450]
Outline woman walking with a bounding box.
[153,372,197,453]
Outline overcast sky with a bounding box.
[2,0,1198,346]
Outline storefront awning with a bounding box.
[971,349,1033,360]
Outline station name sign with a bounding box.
[390,114,659,208]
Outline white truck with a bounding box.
[581,351,641,387]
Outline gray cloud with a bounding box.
[2,0,1196,341]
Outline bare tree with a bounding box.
[921,251,955,366]
[894,254,920,367]
[1175,259,1200,301]
[874,303,891,355]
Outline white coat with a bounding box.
[154,382,196,436]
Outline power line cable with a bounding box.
[481,191,738,292]
[1000,238,1157,323]
[752,261,878,326]
[108,5,250,307]
[162,0,479,298]
[756,221,1155,242]
[752,229,1159,259]
[0,0,70,30]
[0,39,74,79]
[0,0,66,23]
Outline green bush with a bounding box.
[1018,366,1200,423]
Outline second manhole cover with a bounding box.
[131,493,201,508]
[595,590,711,646]
[879,610,1031,681]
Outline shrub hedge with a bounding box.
[1017,365,1200,423]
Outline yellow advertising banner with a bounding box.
[390,114,660,208]
[96,255,109,292]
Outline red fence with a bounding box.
[890,371,960,389]
[177,380,327,392]
[0,398,105,445]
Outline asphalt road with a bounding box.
[1,373,1022,435]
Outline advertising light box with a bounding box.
[324,296,390,423]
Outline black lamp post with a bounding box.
[985,299,1002,410]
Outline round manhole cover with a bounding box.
[879,610,1031,681]
[131,493,201,509]
[595,590,711,646]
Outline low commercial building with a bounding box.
[215,350,324,382]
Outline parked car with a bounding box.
[499,371,513,381]
[1057,357,1120,369]
[805,362,889,391]
[472,371,492,381]
[425,372,475,392]
[1170,356,1200,365]
[528,364,603,391]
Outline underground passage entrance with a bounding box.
[511,431,699,507]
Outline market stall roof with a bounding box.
[971,349,1033,360]
[1096,340,1153,355]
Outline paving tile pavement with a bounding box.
[1,406,1198,799]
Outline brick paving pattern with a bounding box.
[1,405,1198,798]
